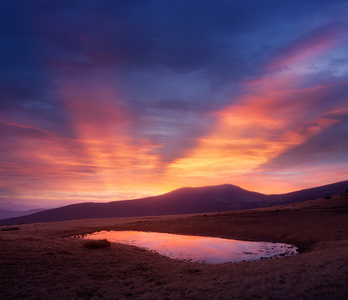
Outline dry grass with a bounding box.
[0,193,347,299]
[83,239,111,249]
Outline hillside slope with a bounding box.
[1,180,347,225]
[0,208,45,220]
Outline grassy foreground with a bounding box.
[1,194,347,299]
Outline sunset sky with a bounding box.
[1,0,348,206]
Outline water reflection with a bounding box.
[79,230,298,264]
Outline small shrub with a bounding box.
[83,239,111,249]
[1,227,20,231]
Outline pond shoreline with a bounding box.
[79,230,298,264]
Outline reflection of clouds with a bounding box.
[84,231,297,264]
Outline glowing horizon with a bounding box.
[1,1,348,206]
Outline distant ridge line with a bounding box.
[0,180,347,225]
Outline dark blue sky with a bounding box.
[1,0,348,205]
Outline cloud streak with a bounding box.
[1,1,347,204]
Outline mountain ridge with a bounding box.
[1,180,347,225]
[0,208,46,220]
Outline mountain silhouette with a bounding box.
[0,181,347,225]
[0,208,45,220]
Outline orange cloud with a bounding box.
[165,33,347,193]
[18,76,176,203]
[2,26,347,206]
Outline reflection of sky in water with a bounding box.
[81,231,298,264]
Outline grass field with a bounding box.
[1,193,347,299]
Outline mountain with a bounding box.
[0,181,347,225]
[0,202,43,212]
[0,208,45,220]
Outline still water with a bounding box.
[80,230,298,264]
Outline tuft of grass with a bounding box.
[83,239,111,249]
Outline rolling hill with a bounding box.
[0,208,45,220]
[0,180,347,225]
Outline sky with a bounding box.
[1,0,348,206]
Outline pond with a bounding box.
[78,230,298,264]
